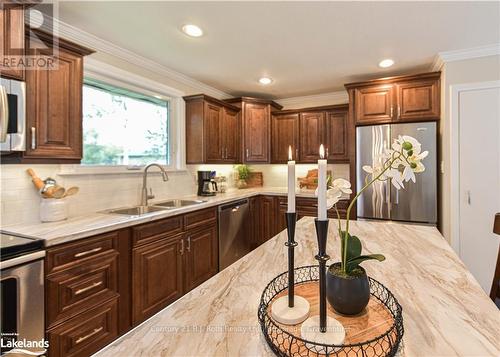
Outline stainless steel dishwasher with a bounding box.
[218,199,250,270]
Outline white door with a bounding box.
[459,85,500,293]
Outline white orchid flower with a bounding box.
[315,178,352,209]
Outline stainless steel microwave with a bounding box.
[0,78,26,152]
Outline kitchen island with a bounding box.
[94,218,500,357]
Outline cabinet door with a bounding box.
[185,224,218,292]
[0,8,25,80]
[204,102,223,162]
[24,47,83,159]
[354,85,395,125]
[243,103,270,162]
[396,79,439,121]
[325,110,348,162]
[299,111,325,162]
[248,196,260,249]
[132,235,183,324]
[222,107,239,162]
[271,113,299,163]
[259,196,276,244]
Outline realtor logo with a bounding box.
[1,0,59,71]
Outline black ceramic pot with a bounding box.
[326,262,370,315]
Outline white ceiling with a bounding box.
[57,1,500,99]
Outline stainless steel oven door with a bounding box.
[1,252,45,356]
[0,78,26,152]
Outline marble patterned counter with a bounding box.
[94,218,500,357]
[1,187,327,247]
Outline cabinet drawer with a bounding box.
[47,297,118,357]
[184,207,217,231]
[46,232,118,274]
[132,215,183,247]
[46,252,119,328]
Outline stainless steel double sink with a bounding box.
[105,199,207,217]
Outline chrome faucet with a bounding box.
[141,163,169,206]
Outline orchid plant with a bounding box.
[319,135,429,276]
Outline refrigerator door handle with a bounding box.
[395,188,399,205]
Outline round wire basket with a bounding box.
[258,265,404,356]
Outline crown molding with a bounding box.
[430,43,500,71]
[46,17,231,99]
[276,90,348,109]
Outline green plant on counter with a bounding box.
[235,164,251,181]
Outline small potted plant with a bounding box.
[322,135,428,315]
[235,164,251,189]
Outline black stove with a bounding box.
[0,231,44,261]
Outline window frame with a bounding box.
[59,59,187,176]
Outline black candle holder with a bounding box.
[314,219,330,332]
[285,212,298,307]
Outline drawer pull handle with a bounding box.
[74,247,102,258]
[75,327,103,344]
[75,281,103,295]
[186,236,191,253]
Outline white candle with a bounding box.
[318,144,327,220]
[287,146,296,213]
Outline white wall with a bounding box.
[439,54,500,242]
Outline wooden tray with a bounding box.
[267,281,398,356]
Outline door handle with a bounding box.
[390,106,394,118]
[246,148,249,159]
[466,190,471,205]
[385,181,390,204]
[75,281,103,295]
[231,206,240,212]
[326,147,329,158]
[397,105,401,118]
[186,236,191,253]
[31,127,36,149]
[75,327,103,344]
[395,189,399,205]
[74,247,102,258]
[180,238,184,255]
[0,86,8,143]
[295,148,299,160]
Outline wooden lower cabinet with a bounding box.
[132,234,184,324]
[47,297,118,357]
[185,225,218,292]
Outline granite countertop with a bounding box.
[94,218,500,357]
[1,187,342,247]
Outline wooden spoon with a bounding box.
[26,168,45,191]
[63,186,79,198]
[44,186,65,199]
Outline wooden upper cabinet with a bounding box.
[225,97,283,164]
[353,85,395,125]
[271,113,299,163]
[346,72,441,126]
[204,102,223,162]
[222,107,239,162]
[396,79,440,121]
[0,7,25,80]
[23,29,94,162]
[299,111,324,162]
[243,102,270,162]
[184,94,241,164]
[325,106,349,162]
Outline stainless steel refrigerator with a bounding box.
[356,122,437,224]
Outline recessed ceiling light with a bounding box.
[259,77,273,85]
[182,24,203,37]
[378,59,394,68]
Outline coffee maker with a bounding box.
[197,171,218,196]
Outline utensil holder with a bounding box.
[40,198,68,222]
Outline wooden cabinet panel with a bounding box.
[354,85,394,125]
[222,107,239,162]
[325,110,348,162]
[299,111,325,162]
[46,231,119,275]
[396,80,439,121]
[0,7,25,80]
[204,102,223,162]
[47,297,118,357]
[243,103,270,162]
[247,196,260,249]
[46,252,119,329]
[184,207,217,231]
[132,234,183,324]
[271,113,299,163]
[132,215,183,247]
[259,195,277,245]
[185,224,218,292]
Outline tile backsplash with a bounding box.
[0,163,349,227]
